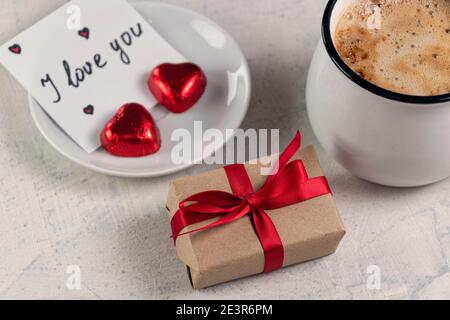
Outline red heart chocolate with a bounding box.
[100,103,161,157]
[148,62,207,113]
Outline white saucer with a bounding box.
[29,1,251,178]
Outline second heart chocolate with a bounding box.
[100,103,161,157]
[148,62,207,114]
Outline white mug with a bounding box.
[306,0,450,187]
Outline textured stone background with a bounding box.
[1,0,450,300]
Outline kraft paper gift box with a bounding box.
[166,144,346,289]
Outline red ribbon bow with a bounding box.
[171,131,331,273]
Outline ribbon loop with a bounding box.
[170,131,332,273]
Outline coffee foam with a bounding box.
[334,0,450,96]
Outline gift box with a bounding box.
[166,133,345,289]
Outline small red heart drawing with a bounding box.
[8,44,21,55]
[100,103,161,157]
[78,27,90,40]
[148,62,207,113]
[83,105,94,115]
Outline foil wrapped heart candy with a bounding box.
[100,103,161,157]
[101,63,206,157]
[148,62,207,113]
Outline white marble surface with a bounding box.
[1,0,450,300]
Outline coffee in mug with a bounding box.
[334,0,449,96]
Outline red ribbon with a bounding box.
[170,131,331,273]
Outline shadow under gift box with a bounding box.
[166,145,346,289]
